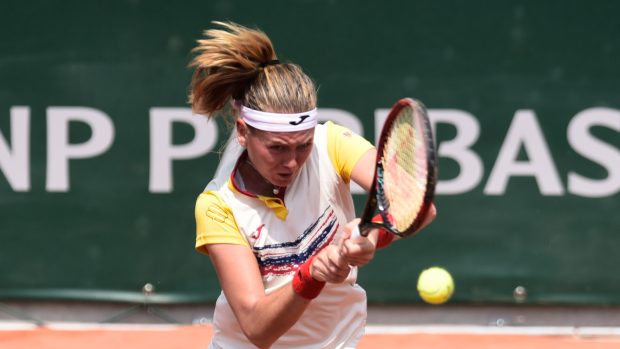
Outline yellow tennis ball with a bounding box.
[417,267,454,304]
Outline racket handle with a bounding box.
[351,225,363,239]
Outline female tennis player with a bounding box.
[191,22,436,348]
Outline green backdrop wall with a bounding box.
[1,0,619,305]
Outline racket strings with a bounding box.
[382,106,428,232]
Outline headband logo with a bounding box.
[289,115,310,126]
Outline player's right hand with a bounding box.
[340,218,377,267]
[310,244,351,283]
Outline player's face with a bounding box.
[240,124,314,188]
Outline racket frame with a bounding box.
[357,98,437,238]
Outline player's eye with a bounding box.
[297,142,313,151]
[269,145,287,152]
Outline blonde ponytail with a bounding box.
[189,21,317,119]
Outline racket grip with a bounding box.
[351,225,362,239]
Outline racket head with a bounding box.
[360,98,437,238]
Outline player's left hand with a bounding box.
[339,219,377,267]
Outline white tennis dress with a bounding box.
[196,122,373,348]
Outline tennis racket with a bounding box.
[352,98,437,239]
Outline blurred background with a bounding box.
[1,0,619,325]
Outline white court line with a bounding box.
[0,322,182,331]
[0,323,38,330]
[364,324,620,337]
[1,322,620,337]
[46,323,182,331]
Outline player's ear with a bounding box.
[236,119,248,147]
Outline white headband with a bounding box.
[240,106,318,132]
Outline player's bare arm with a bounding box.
[207,233,356,348]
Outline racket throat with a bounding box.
[375,163,391,215]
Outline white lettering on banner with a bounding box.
[374,109,389,145]
[567,108,620,197]
[0,106,30,191]
[372,110,389,194]
[484,110,564,195]
[149,108,217,193]
[429,110,484,195]
[46,107,115,192]
[0,105,618,197]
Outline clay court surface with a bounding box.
[2,324,620,349]
[3,304,620,348]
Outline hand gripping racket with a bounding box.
[352,98,437,239]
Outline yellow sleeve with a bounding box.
[195,191,249,255]
[326,121,375,183]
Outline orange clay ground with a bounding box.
[2,324,620,349]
